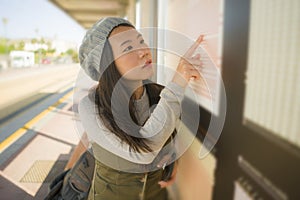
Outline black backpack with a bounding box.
[44,150,95,200]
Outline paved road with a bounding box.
[0,64,80,165]
[0,64,80,120]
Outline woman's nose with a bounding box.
[137,46,150,58]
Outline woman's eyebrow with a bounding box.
[120,34,142,47]
[120,40,132,47]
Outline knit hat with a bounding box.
[79,17,134,81]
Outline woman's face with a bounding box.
[108,26,153,80]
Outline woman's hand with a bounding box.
[172,35,205,88]
[158,161,178,188]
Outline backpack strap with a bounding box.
[60,150,95,200]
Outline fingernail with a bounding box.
[197,35,204,42]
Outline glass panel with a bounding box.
[157,0,224,116]
[244,0,300,147]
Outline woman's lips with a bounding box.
[142,60,152,68]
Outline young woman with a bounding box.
[78,17,203,200]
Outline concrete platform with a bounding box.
[0,88,80,200]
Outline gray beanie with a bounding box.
[79,17,133,81]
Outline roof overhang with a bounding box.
[50,0,129,29]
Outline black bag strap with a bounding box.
[44,169,70,200]
[60,150,95,200]
[69,150,95,187]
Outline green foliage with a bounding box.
[15,40,25,50]
[31,38,37,44]
[0,37,79,63]
[0,38,13,54]
[65,48,79,62]
[48,48,56,54]
[65,48,75,55]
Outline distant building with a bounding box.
[11,38,78,56]
[9,50,35,68]
[0,38,78,68]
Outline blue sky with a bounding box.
[0,0,86,44]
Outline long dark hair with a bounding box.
[94,26,164,153]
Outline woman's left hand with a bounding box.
[158,161,178,188]
[172,35,204,88]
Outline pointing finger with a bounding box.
[184,35,204,58]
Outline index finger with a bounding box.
[184,35,204,57]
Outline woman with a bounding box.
[78,17,203,200]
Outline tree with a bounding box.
[0,38,14,54]
[16,40,25,50]
[31,38,37,44]
[65,48,79,63]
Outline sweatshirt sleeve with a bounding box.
[139,82,184,150]
[78,81,184,164]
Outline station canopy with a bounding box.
[50,0,129,29]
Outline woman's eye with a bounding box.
[123,46,133,52]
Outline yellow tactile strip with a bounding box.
[20,160,67,183]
